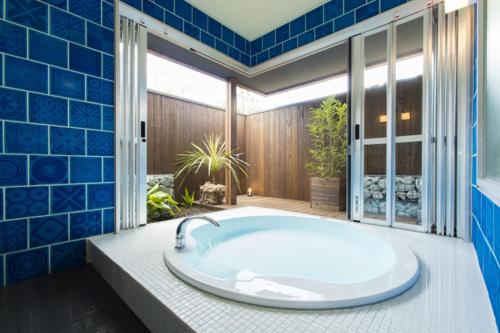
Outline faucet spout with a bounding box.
[175,215,220,249]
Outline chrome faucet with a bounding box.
[175,215,220,249]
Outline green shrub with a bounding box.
[147,184,180,220]
[180,187,195,207]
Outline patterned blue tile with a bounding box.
[306,6,323,30]
[102,0,114,29]
[184,22,200,40]
[251,38,262,54]
[276,24,290,44]
[143,0,163,21]
[102,106,114,131]
[87,22,114,54]
[102,54,114,80]
[472,124,477,155]
[240,53,250,67]
[324,0,343,21]
[228,46,239,61]
[215,40,228,55]
[482,196,494,246]
[381,0,407,11]
[335,11,354,31]
[0,190,3,220]
[29,30,68,67]
[315,21,333,40]
[269,44,282,59]
[50,127,85,155]
[51,239,85,272]
[222,26,234,46]
[51,185,85,213]
[283,37,298,53]
[70,101,101,129]
[495,205,499,259]
[69,44,101,76]
[69,0,100,23]
[193,7,207,31]
[290,16,305,38]
[87,183,114,209]
[5,187,49,219]
[208,17,222,39]
[41,0,66,9]
[262,31,275,50]
[70,210,101,239]
[356,1,380,22]
[29,93,68,126]
[29,214,68,247]
[175,0,192,21]
[50,7,85,44]
[0,20,27,57]
[5,122,48,154]
[345,0,365,12]
[298,30,315,47]
[200,31,215,48]
[87,130,113,156]
[0,256,3,287]
[121,0,140,9]
[165,11,183,31]
[0,155,27,186]
[256,50,269,64]
[50,67,85,99]
[5,56,48,93]
[103,208,114,233]
[6,247,48,284]
[155,0,173,11]
[103,158,114,182]
[0,219,27,254]
[234,34,246,52]
[70,157,102,183]
[29,155,68,185]
[87,77,113,105]
[0,87,27,121]
[6,0,48,32]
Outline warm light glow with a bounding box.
[247,188,253,197]
[379,114,387,123]
[401,112,411,121]
[445,0,474,13]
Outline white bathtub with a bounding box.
[163,210,419,309]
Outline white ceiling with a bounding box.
[185,0,329,41]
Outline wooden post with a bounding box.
[225,78,238,205]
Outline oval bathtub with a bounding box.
[163,214,419,309]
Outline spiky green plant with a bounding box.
[175,134,248,191]
[180,187,195,207]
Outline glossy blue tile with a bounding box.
[51,185,85,213]
[0,219,27,254]
[228,46,239,61]
[276,24,290,44]
[335,11,355,31]
[245,40,251,54]
[29,93,68,126]
[381,0,407,11]
[5,56,48,93]
[251,38,262,54]
[6,0,48,32]
[103,208,114,233]
[165,12,183,31]
[121,0,140,9]
[298,30,314,47]
[102,54,114,80]
[70,210,101,239]
[0,20,27,57]
[200,31,215,48]
[70,101,101,129]
[345,0,365,12]
[103,158,114,182]
[175,0,192,21]
[222,26,234,45]
[0,191,3,220]
[102,1,114,29]
[30,155,68,185]
[5,122,48,154]
[50,7,85,44]
[184,21,200,40]
[87,77,113,105]
[256,51,269,64]
[234,34,246,52]
[208,17,222,39]
[6,186,49,219]
[0,155,27,186]
[306,6,323,30]
[87,22,114,54]
[495,205,499,259]
[51,239,85,272]
[240,53,250,67]
[29,30,68,67]
[472,186,481,221]
[6,247,48,284]
[143,0,164,22]
[50,67,85,99]
[482,196,494,246]
[88,183,114,209]
[41,0,66,9]
[50,127,85,155]
[0,87,26,121]
[324,0,343,21]
[356,1,379,22]
[69,44,101,76]
[315,21,333,40]
[472,155,477,185]
[0,256,3,287]
[283,37,298,53]
[155,0,173,11]
[70,157,102,183]
[269,44,282,59]
[29,214,68,247]
[87,130,113,156]
[102,106,114,131]
[193,7,207,31]
[290,16,305,38]
[215,40,228,55]
[69,0,100,23]
[262,31,275,50]
[472,124,477,155]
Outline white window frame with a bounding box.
[477,0,500,205]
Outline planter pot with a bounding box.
[200,182,226,205]
[310,177,346,211]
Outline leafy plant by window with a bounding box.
[306,96,347,178]
[147,184,180,220]
[181,187,195,207]
[175,133,248,190]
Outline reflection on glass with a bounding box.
[395,142,422,225]
[364,144,387,220]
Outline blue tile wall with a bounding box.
[0,0,115,286]
[471,5,499,326]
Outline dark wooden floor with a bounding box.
[0,264,149,333]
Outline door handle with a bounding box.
[141,121,146,142]
[355,124,360,140]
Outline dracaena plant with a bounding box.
[175,134,248,191]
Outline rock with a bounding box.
[369,183,381,191]
[406,190,420,201]
[372,191,384,199]
[396,191,407,200]
[147,174,176,198]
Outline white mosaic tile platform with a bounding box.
[87,207,498,333]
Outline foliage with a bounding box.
[180,187,195,207]
[306,96,347,178]
[175,134,248,190]
[147,184,180,220]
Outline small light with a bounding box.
[444,0,474,13]
[379,114,387,123]
[247,187,253,197]
[401,112,411,121]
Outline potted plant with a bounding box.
[175,134,248,205]
[306,96,347,211]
